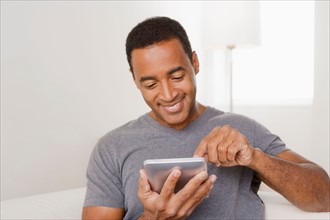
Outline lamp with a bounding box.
[201,1,260,112]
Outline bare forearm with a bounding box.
[249,149,330,212]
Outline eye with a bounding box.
[144,82,157,89]
[172,75,183,81]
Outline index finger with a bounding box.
[160,169,181,199]
[194,127,223,158]
[194,129,218,158]
[193,138,208,158]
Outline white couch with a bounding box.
[1,187,329,219]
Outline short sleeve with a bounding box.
[252,121,289,156]
[83,139,124,208]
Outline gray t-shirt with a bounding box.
[84,107,288,219]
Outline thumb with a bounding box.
[139,169,152,194]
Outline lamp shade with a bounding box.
[201,1,261,49]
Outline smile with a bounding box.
[161,100,183,113]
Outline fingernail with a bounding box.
[140,170,147,179]
[199,171,208,180]
[210,175,217,183]
[173,170,181,177]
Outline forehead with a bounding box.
[131,39,190,78]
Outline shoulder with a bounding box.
[205,107,277,146]
[99,114,150,144]
[208,107,287,154]
[87,114,149,160]
[206,106,258,129]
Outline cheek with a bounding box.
[182,77,196,94]
[139,90,156,103]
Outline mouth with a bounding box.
[161,99,184,113]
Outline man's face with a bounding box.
[131,38,200,130]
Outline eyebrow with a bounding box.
[139,66,186,83]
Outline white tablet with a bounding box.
[143,157,207,193]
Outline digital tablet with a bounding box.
[143,157,207,193]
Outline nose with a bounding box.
[159,82,177,102]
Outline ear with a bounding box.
[192,51,200,75]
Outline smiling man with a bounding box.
[131,38,203,130]
[82,17,329,219]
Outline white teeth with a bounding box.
[167,103,179,109]
[163,102,181,112]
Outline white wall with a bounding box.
[0,1,202,200]
[312,0,329,173]
[232,1,329,173]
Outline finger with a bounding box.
[207,135,223,166]
[138,169,152,198]
[218,126,240,163]
[232,137,254,166]
[226,141,240,162]
[220,129,247,163]
[194,127,223,158]
[202,152,209,162]
[194,127,221,161]
[193,138,208,158]
[160,169,181,200]
[205,127,227,165]
[221,138,251,167]
[177,174,217,217]
[176,171,209,202]
[217,129,238,163]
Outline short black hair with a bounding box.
[125,16,193,74]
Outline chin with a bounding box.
[163,114,189,127]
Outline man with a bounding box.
[82,17,329,219]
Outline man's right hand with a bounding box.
[138,169,217,219]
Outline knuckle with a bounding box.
[217,145,227,154]
[193,193,202,201]
[177,209,188,218]
[232,128,239,135]
[213,126,221,132]
[240,134,248,142]
[223,125,232,130]
[208,139,218,149]
[179,190,192,201]
[228,146,237,154]
[239,137,245,144]
[166,207,177,218]
[155,199,166,211]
